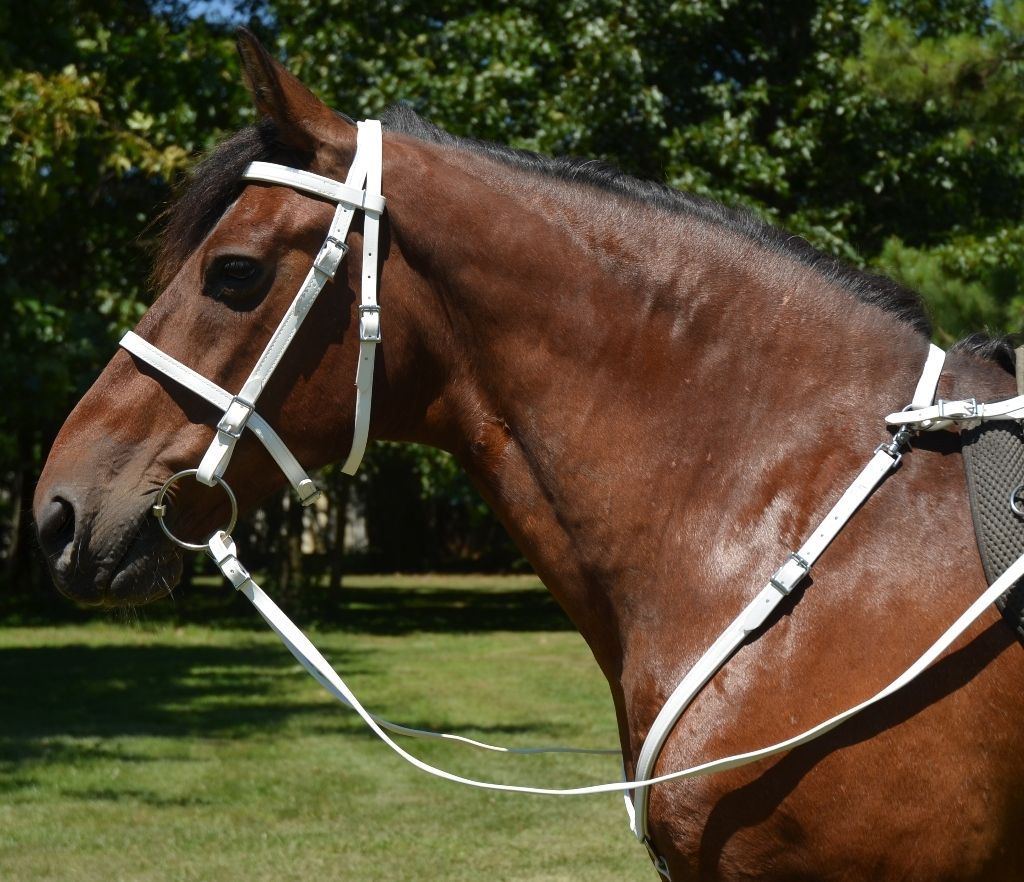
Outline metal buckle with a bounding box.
[641,838,673,880]
[314,236,349,277]
[937,398,976,420]
[218,396,255,440]
[152,468,239,552]
[769,551,811,595]
[359,304,382,343]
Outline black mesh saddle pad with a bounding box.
[961,422,1024,640]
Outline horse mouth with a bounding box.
[107,533,184,607]
[54,515,184,608]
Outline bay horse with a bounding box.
[34,30,1024,881]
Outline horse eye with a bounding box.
[205,255,264,302]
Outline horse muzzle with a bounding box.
[34,480,182,607]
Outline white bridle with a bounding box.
[118,119,1024,879]
[122,119,386,504]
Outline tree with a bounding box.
[4,0,1023,592]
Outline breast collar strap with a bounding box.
[629,342,947,874]
[120,119,385,505]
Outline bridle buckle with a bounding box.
[359,304,382,343]
[217,396,255,440]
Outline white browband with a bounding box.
[121,120,1024,880]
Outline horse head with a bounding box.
[33,32,440,606]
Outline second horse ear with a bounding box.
[236,27,350,152]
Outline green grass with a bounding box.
[0,575,648,881]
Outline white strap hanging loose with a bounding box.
[341,120,383,476]
[201,527,1024,800]
[205,531,617,756]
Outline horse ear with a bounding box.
[235,27,344,150]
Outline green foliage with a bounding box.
[4,0,1024,583]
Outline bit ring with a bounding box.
[152,468,238,551]
[1011,483,1024,519]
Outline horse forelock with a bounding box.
[152,118,307,291]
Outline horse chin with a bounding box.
[106,539,184,608]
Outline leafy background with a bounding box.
[3,0,1023,600]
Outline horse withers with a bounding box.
[34,30,1024,881]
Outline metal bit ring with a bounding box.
[152,468,238,551]
[1011,483,1024,519]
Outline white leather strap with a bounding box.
[199,139,381,487]
[887,393,1024,430]
[243,161,385,214]
[120,331,320,505]
[629,445,901,841]
[341,121,383,476]
[911,343,947,409]
[630,343,946,848]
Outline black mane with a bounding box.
[156,105,931,337]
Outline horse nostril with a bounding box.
[37,495,76,559]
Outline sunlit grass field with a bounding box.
[0,575,647,881]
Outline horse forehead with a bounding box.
[208,183,333,245]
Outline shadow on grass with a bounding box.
[3,577,575,634]
[0,642,359,750]
[298,584,575,634]
[0,637,578,781]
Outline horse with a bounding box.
[34,30,1024,881]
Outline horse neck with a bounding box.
[380,138,930,688]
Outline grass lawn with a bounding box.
[0,575,649,881]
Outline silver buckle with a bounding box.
[937,398,976,420]
[314,236,349,277]
[359,304,382,343]
[218,396,255,440]
[769,551,810,595]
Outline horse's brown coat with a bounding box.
[34,32,1024,880]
